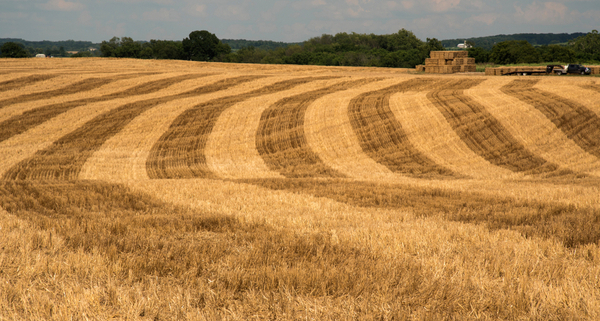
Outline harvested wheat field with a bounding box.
[1,58,600,320]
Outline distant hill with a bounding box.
[221,39,301,51]
[0,38,99,52]
[442,33,586,50]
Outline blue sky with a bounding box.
[1,0,599,43]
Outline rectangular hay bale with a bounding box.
[460,65,477,73]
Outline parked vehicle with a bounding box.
[552,64,591,75]
[503,64,591,76]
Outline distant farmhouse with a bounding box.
[457,41,472,49]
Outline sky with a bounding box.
[1,0,599,43]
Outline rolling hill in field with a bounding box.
[1,58,599,320]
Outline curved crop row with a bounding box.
[257,79,378,178]
[146,76,337,179]
[348,78,457,178]
[0,73,145,109]
[0,74,59,93]
[239,178,600,248]
[2,75,260,181]
[427,79,567,177]
[0,73,209,143]
[502,79,600,159]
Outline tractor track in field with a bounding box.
[0,74,59,92]
[579,82,600,93]
[147,76,338,179]
[256,78,379,178]
[2,75,262,181]
[502,79,600,159]
[0,73,211,143]
[348,78,457,178]
[236,177,600,248]
[0,73,150,109]
[428,79,569,177]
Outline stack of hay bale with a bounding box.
[416,51,476,74]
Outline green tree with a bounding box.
[182,30,230,61]
[0,42,29,58]
[467,47,490,63]
[71,51,93,58]
[386,29,422,51]
[116,37,142,58]
[490,40,541,64]
[100,37,121,57]
[571,30,600,61]
[537,45,575,63]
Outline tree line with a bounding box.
[93,29,445,68]
[467,30,600,65]
[96,29,600,66]
[0,38,99,57]
[442,32,587,50]
[2,30,599,67]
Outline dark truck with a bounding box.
[551,64,591,75]
[504,64,591,76]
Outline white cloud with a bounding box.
[514,1,572,24]
[194,4,207,17]
[471,13,497,25]
[78,10,93,26]
[42,0,84,11]
[429,0,461,12]
[216,4,251,21]
[401,1,414,10]
[142,8,180,22]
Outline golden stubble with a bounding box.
[2,59,600,319]
[388,83,519,179]
[80,75,312,181]
[467,77,600,176]
[0,73,231,178]
[206,77,352,179]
